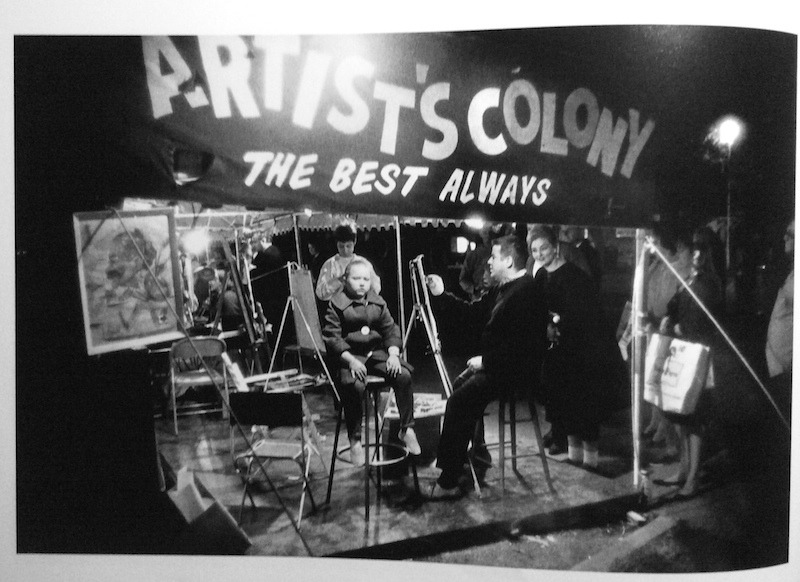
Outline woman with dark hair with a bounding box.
[315,223,382,302]
[529,226,626,470]
[657,236,723,498]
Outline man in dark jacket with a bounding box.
[426,235,548,498]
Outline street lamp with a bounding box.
[704,115,745,274]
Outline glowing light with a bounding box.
[182,229,210,255]
[706,115,745,156]
[718,117,743,148]
[303,208,314,217]
[455,236,470,253]
[464,217,485,230]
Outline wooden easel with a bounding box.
[219,239,270,374]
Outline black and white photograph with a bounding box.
[5,2,798,581]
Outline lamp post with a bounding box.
[717,117,743,273]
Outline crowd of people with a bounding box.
[183,216,793,502]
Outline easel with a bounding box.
[268,262,339,480]
[402,256,492,493]
[219,239,270,374]
[402,255,453,397]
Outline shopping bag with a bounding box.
[643,333,712,415]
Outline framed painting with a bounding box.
[73,208,184,355]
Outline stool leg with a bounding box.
[530,405,555,492]
[499,397,505,491]
[373,390,382,493]
[364,389,370,521]
[326,406,343,504]
[510,397,517,473]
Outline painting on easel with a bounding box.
[73,208,184,355]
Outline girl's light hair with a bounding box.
[342,257,372,281]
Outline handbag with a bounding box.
[644,333,712,415]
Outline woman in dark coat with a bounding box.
[529,226,626,469]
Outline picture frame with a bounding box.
[73,208,184,355]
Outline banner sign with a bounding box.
[134,34,659,226]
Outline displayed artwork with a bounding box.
[73,208,184,354]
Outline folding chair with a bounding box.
[228,391,317,526]
[168,336,229,436]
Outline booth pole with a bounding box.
[292,213,303,267]
[631,229,647,490]
[394,216,406,344]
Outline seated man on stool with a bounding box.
[426,235,548,498]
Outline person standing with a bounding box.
[657,238,723,498]
[459,225,493,301]
[316,224,381,302]
[425,235,548,498]
[766,219,794,379]
[529,226,626,471]
[249,233,288,332]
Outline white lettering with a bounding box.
[520,175,538,205]
[252,35,301,112]
[421,82,458,161]
[376,164,401,195]
[503,79,540,146]
[478,171,506,204]
[197,36,259,118]
[327,55,375,135]
[288,153,318,189]
[142,36,209,119]
[352,160,379,195]
[587,108,628,177]
[263,152,296,187]
[293,50,332,129]
[373,82,416,155]
[440,169,463,202]
[468,88,506,156]
[243,151,275,186]
[499,175,519,204]
[620,109,655,178]
[400,166,429,196]
[329,158,356,193]
[540,92,568,155]
[563,88,599,149]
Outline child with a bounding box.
[315,223,381,302]
[322,258,419,466]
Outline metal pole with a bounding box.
[293,213,303,267]
[725,154,731,274]
[631,228,647,489]
[394,216,406,345]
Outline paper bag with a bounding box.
[644,333,711,415]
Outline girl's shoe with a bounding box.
[349,439,365,467]
[400,428,421,455]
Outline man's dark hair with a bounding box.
[494,234,529,270]
[333,224,357,243]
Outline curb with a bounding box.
[570,515,679,571]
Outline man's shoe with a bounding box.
[401,428,422,455]
[548,443,567,456]
[428,482,464,500]
[542,431,554,449]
